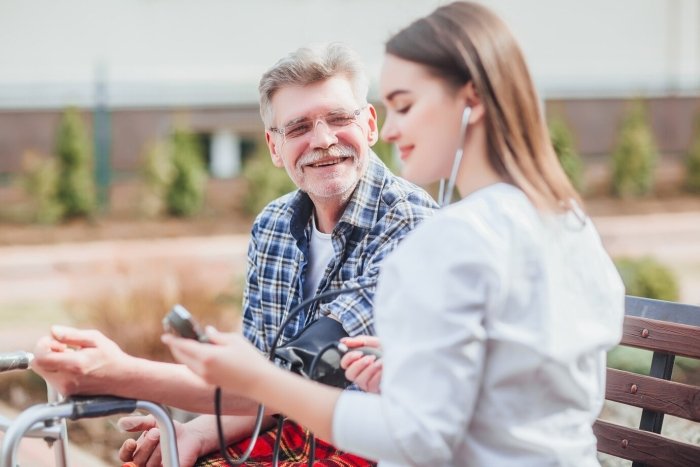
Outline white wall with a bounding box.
[0,0,698,108]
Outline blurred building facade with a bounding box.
[1,0,699,187]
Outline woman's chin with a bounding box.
[400,166,439,187]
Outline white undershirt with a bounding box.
[303,214,334,300]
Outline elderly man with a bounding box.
[32,43,436,466]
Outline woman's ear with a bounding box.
[459,81,485,124]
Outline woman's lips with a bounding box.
[398,145,414,161]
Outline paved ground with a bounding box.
[1,210,699,311]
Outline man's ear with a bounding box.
[366,104,379,146]
[265,131,285,168]
[458,81,485,124]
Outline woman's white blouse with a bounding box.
[333,183,624,466]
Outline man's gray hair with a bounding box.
[258,42,369,128]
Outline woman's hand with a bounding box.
[161,328,270,396]
[340,336,383,394]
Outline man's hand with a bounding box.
[118,415,202,467]
[340,336,382,394]
[31,325,135,396]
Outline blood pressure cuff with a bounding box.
[272,316,351,389]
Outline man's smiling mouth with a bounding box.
[307,157,348,168]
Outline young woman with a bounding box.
[163,2,624,465]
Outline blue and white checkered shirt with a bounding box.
[242,153,437,352]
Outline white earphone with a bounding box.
[439,106,472,207]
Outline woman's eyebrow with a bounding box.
[384,89,410,102]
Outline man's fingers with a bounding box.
[31,350,81,372]
[118,415,156,432]
[118,438,137,462]
[131,428,160,466]
[51,326,101,348]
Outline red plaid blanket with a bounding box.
[195,420,375,466]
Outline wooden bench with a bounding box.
[594,295,700,467]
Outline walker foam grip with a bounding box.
[0,351,33,372]
[67,396,138,420]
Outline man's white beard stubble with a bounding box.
[296,143,364,201]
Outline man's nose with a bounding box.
[309,119,338,149]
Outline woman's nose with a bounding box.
[380,118,399,142]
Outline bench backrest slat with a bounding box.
[595,296,700,467]
[621,315,700,359]
[605,368,700,422]
[594,419,700,467]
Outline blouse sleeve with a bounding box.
[333,211,506,465]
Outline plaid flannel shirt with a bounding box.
[242,152,437,352]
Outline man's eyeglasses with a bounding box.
[269,106,366,142]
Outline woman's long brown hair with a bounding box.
[386,1,581,212]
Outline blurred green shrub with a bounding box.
[56,107,97,217]
[372,139,398,173]
[615,256,679,301]
[20,151,64,224]
[141,127,207,217]
[167,128,207,216]
[610,100,658,197]
[141,140,174,217]
[684,112,700,193]
[241,141,296,215]
[549,117,584,192]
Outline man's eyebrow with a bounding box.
[282,107,347,127]
[283,115,311,127]
[384,89,410,102]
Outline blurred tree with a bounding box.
[610,100,658,197]
[55,107,97,217]
[166,127,207,217]
[684,112,700,193]
[141,140,174,217]
[372,138,398,173]
[140,127,207,217]
[548,117,584,192]
[20,151,64,224]
[241,140,296,215]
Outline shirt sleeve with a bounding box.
[321,198,434,337]
[242,224,266,351]
[333,391,403,463]
[332,212,505,465]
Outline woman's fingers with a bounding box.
[344,354,377,382]
[345,355,383,393]
[340,335,381,349]
[366,360,383,393]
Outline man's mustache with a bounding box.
[297,144,357,169]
